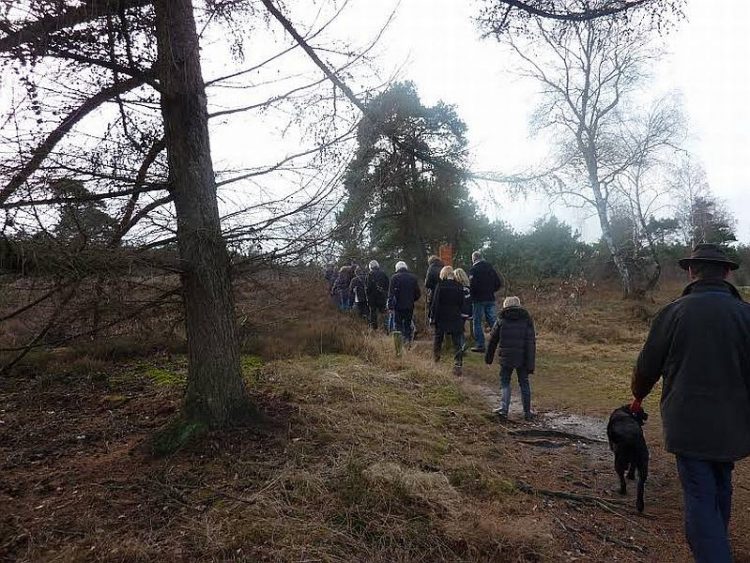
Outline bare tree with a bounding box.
[612,95,685,291]
[503,16,664,295]
[478,0,685,36]
[666,154,737,248]
[0,0,377,428]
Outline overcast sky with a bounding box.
[204,1,750,244]
[314,0,750,242]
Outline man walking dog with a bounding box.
[632,244,750,563]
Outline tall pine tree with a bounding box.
[336,82,481,271]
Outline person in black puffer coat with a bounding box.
[430,266,465,376]
[454,267,473,323]
[388,261,421,344]
[485,296,536,420]
[365,260,390,331]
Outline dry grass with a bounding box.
[5,275,750,562]
[1,342,555,562]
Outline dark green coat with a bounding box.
[633,280,750,462]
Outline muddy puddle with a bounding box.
[463,378,609,456]
[540,411,607,443]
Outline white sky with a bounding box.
[3,1,747,246]
[259,0,750,243]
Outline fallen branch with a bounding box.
[516,481,628,508]
[593,498,649,532]
[586,525,645,553]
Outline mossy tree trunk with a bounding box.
[154,0,253,427]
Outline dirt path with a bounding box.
[459,365,750,562]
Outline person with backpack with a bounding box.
[430,266,466,377]
[469,250,504,352]
[388,261,421,345]
[485,296,536,421]
[349,266,369,320]
[365,260,389,331]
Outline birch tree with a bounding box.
[504,17,661,295]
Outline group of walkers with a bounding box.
[324,243,750,561]
[325,250,537,420]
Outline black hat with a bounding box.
[678,243,739,271]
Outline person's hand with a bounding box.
[629,397,643,413]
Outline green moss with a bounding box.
[241,355,264,384]
[145,366,184,386]
[242,355,263,370]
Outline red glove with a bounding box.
[629,398,643,413]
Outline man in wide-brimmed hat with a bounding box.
[631,243,750,562]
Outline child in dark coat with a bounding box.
[485,296,536,420]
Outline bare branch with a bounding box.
[0,0,152,53]
[0,76,148,206]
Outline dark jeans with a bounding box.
[676,456,734,563]
[499,365,531,416]
[354,301,369,319]
[433,330,465,366]
[472,301,497,348]
[369,303,386,331]
[394,308,414,342]
[337,290,351,311]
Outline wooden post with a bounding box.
[439,244,453,267]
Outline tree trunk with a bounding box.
[587,172,633,297]
[599,216,633,296]
[635,194,661,294]
[408,150,428,269]
[154,0,253,427]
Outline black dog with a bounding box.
[607,405,649,513]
